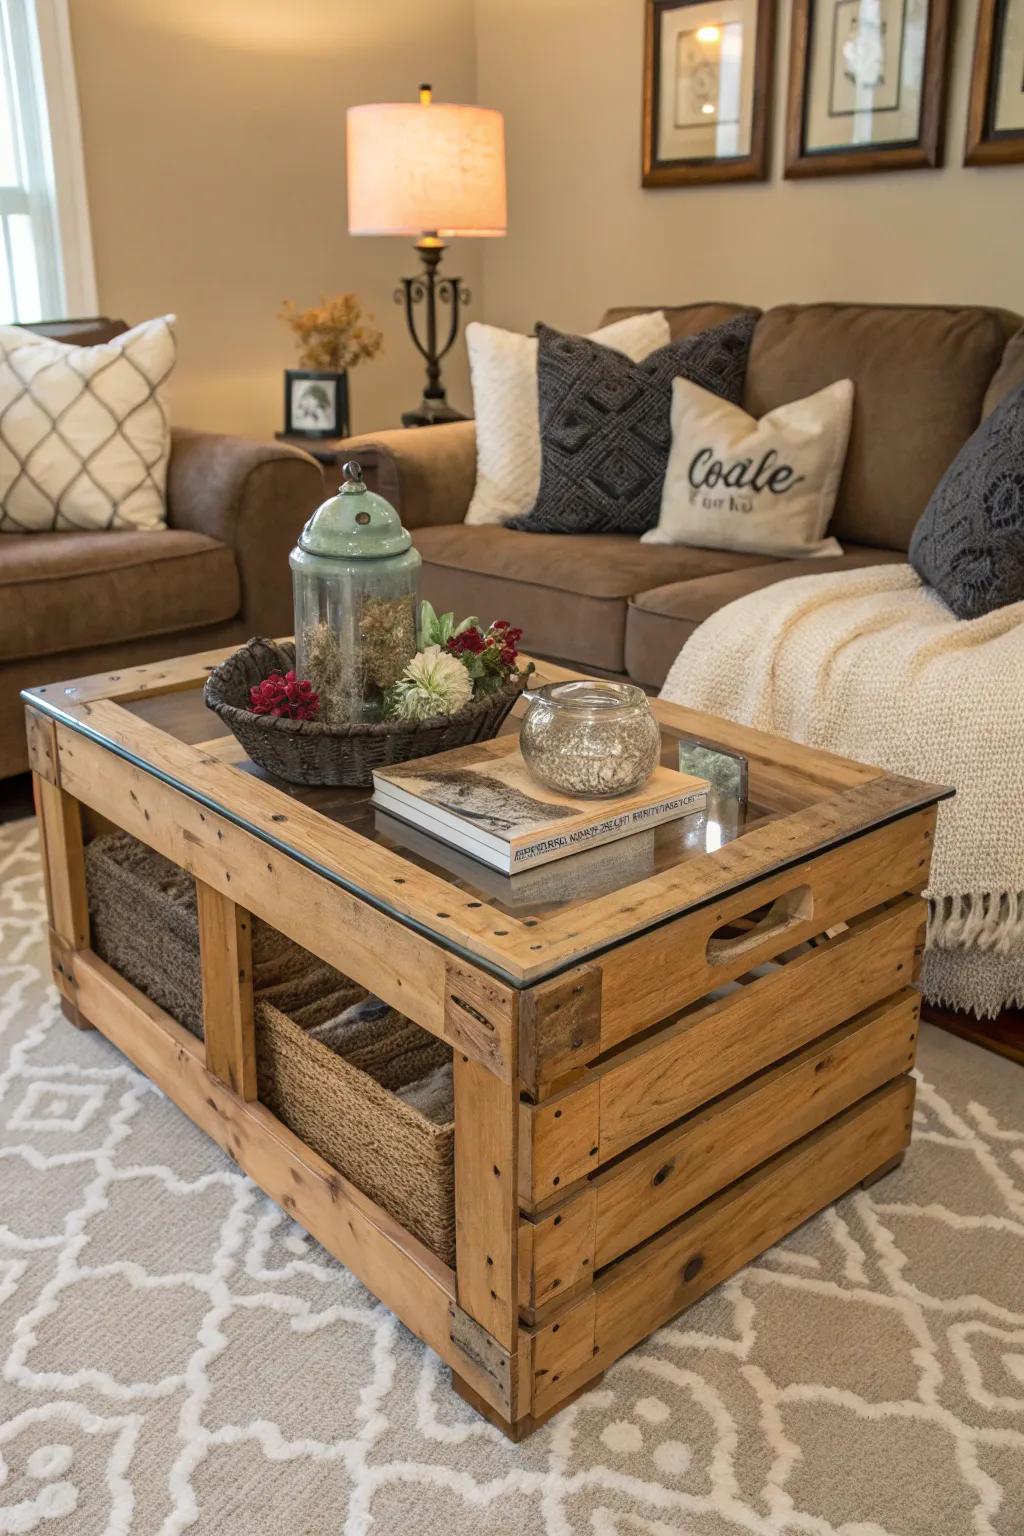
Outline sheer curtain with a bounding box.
[0,0,95,322]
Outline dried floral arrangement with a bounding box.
[384,604,527,723]
[279,293,384,372]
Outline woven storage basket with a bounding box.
[84,832,455,1264]
[204,636,532,787]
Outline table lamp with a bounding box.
[347,85,507,427]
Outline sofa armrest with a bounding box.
[167,427,324,637]
[335,421,476,529]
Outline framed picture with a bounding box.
[642,0,776,185]
[283,369,349,439]
[965,0,1024,163]
[785,0,951,176]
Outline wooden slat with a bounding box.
[25,707,58,783]
[33,774,89,953]
[454,1052,520,1353]
[68,948,513,1416]
[23,642,245,707]
[530,1077,915,1416]
[519,897,923,1202]
[592,806,935,1052]
[196,882,257,1100]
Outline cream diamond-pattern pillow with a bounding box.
[0,315,176,532]
[464,310,670,526]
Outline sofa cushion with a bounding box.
[624,545,906,687]
[909,382,1024,619]
[510,315,756,537]
[600,303,761,342]
[413,523,772,674]
[0,528,240,662]
[984,327,1024,416]
[744,304,1008,553]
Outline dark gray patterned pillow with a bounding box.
[507,312,756,535]
[909,382,1024,619]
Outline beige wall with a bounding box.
[70,0,482,438]
[475,0,1024,336]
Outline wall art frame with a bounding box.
[965,0,1024,164]
[785,0,952,177]
[642,0,776,185]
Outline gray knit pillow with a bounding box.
[507,312,756,535]
[909,382,1024,619]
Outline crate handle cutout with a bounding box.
[706,886,814,966]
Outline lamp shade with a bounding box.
[347,97,506,238]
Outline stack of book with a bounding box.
[372,736,707,874]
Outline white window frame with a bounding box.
[0,0,96,321]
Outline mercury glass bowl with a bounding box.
[520,680,662,798]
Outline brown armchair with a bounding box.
[1,318,324,778]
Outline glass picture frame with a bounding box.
[642,0,776,185]
[785,0,952,176]
[965,0,1024,163]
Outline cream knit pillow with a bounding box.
[0,315,176,533]
[643,377,854,558]
[464,311,671,527]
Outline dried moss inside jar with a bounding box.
[520,680,662,798]
[290,460,421,723]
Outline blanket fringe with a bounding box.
[926,891,1024,955]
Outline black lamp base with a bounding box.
[395,237,470,429]
[400,398,470,429]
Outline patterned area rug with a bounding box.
[1,817,1023,1536]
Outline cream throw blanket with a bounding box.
[661,563,1024,1018]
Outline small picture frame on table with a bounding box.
[785,0,952,177]
[642,0,776,185]
[965,0,1024,164]
[283,369,350,439]
[678,735,749,806]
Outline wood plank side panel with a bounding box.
[66,950,528,1414]
[522,991,918,1302]
[595,808,935,1050]
[53,720,454,1044]
[531,1079,915,1416]
[596,896,925,1161]
[519,898,923,1201]
[196,882,257,1100]
[591,990,919,1268]
[454,1053,520,1355]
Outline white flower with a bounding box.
[389,645,473,722]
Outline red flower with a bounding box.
[250,670,320,721]
[447,627,486,655]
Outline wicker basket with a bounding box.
[84,831,456,1264]
[204,636,532,788]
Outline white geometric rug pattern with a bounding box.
[1,817,1022,1536]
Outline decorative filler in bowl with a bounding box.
[204,607,532,788]
[520,680,661,798]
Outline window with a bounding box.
[0,0,95,323]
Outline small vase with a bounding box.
[520,680,661,798]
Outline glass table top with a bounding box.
[121,685,792,925]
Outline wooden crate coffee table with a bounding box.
[23,648,948,1438]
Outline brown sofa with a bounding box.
[0,319,324,778]
[338,301,1024,687]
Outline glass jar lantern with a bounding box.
[290,460,421,724]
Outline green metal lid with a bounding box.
[298,460,411,560]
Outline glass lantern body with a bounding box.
[520,680,661,798]
[289,469,421,725]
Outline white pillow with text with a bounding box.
[643,377,854,558]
